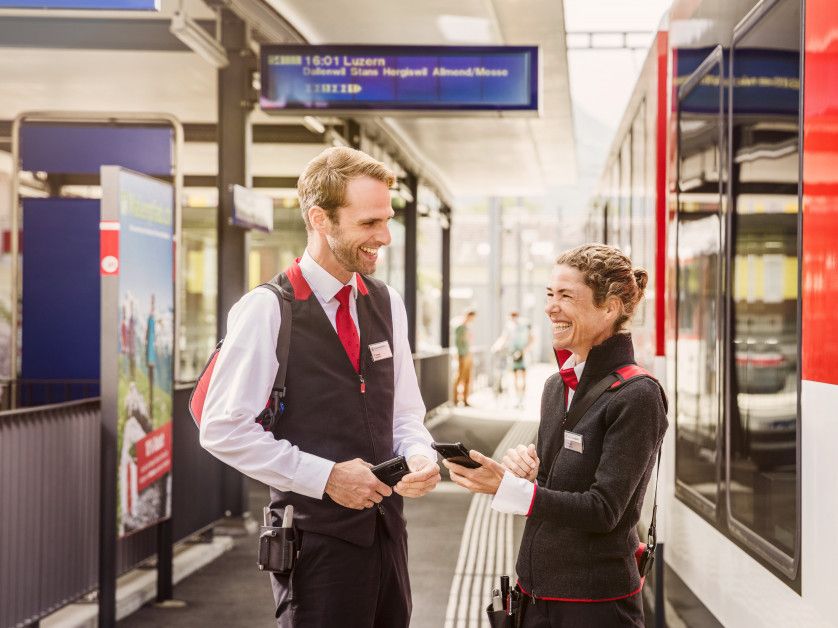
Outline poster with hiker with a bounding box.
[106,168,174,538]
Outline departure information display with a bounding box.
[260,45,539,112]
[0,0,158,8]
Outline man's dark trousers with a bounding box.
[270,517,411,627]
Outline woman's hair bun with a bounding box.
[633,268,649,293]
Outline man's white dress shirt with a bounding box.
[491,355,586,515]
[200,250,436,499]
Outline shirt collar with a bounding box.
[299,249,358,303]
[559,353,586,381]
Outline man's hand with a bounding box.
[444,450,506,495]
[325,458,392,510]
[502,444,539,481]
[394,455,441,498]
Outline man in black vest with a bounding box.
[200,147,441,627]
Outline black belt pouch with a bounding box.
[258,526,298,574]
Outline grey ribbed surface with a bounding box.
[443,421,538,628]
[0,400,100,628]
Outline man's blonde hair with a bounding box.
[297,147,396,230]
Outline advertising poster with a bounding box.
[101,166,174,537]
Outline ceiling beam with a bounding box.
[18,173,300,189]
[0,121,333,153]
[0,16,216,51]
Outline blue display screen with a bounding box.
[0,0,158,8]
[260,45,539,112]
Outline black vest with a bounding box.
[268,260,403,547]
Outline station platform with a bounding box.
[36,364,720,628]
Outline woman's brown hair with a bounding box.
[555,243,648,332]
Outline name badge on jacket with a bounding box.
[564,431,584,453]
[369,341,393,362]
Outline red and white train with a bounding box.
[588,0,838,624]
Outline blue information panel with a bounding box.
[0,0,158,8]
[260,45,539,112]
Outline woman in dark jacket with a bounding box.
[446,244,668,627]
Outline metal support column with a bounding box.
[343,119,361,149]
[156,519,173,602]
[403,172,418,352]
[488,197,503,389]
[217,8,254,517]
[515,216,523,313]
[440,206,451,349]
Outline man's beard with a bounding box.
[326,227,376,275]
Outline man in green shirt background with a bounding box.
[453,309,476,406]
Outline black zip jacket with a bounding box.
[516,333,668,600]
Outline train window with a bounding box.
[606,160,620,245]
[619,134,633,254]
[727,0,800,576]
[630,102,647,326]
[674,48,725,516]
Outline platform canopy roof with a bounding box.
[0,0,575,203]
[268,0,577,199]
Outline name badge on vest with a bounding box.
[369,341,393,362]
[564,431,584,453]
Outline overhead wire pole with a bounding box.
[488,198,503,390]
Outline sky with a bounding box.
[564,0,671,130]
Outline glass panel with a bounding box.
[416,212,442,352]
[178,205,217,382]
[374,208,405,300]
[0,172,11,382]
[247,203,308,287]
[674,56,724,510]
[728,0,800,559]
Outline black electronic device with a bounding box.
[432,442,482,469]
[370,455,410,486]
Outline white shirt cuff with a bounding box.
[402,443,438,464]
[491,470,536,516]
[290,452,335,499]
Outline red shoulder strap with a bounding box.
[610,364,656,389]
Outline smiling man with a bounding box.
[200,147,440,628]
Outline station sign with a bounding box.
[232,184,274,232]
[260,44,539,113]
[0,0,159,8]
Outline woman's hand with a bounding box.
[502,444,539,482]
[444,450,506,495]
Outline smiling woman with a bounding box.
[446,243,667,628]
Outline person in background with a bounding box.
[492,310,534,407]
[445,244,668,627]
[453,308,477,406]
[200,147,440,628]
[145,294,156,421]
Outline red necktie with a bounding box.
[559,365,578,407]
[335,285,360,372]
